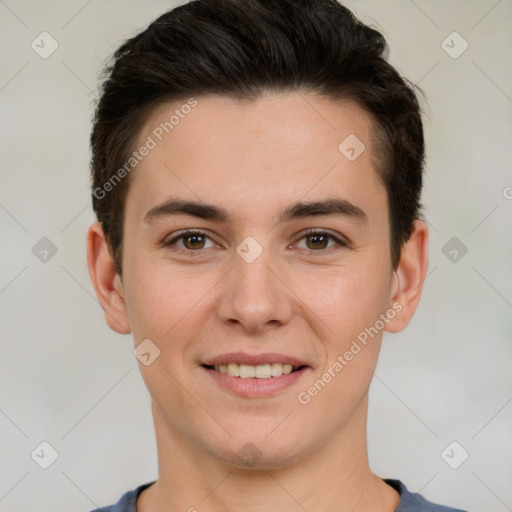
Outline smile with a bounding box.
[203,363,304,379]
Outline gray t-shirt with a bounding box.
[91,479,467,511]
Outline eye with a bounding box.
[295,230,347,251]
[163,230,216,251]
[163,229,348,256]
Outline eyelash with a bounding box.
[162,229,348,256]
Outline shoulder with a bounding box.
[386,479,468,512]
[89,482,154,512]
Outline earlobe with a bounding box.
[87,222,131,334]
[385,220,429,333]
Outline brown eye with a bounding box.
[164,230,215,252]
[183,234,206,250]
[295,230,347,252]
[305,233,330,250]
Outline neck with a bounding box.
[138,398,399,512]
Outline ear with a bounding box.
[385,220,429,333]
[87,222,131,334]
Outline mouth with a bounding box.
[200,353,311,398]
[202,362,307,379]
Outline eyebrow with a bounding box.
[143,197,368,224]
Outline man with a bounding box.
[87,0,466,510]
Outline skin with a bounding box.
[87,92,428,512]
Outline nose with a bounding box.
[216,245,293,333]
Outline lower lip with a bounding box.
[202,366,309,398]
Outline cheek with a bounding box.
[300,258,390,346]
[294,267,388,419]
[123,260,208,347]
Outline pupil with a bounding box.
[186,235,204,249]
[308,234,327,249]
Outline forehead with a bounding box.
[126,93,386,227]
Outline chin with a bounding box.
[210,433,312,471]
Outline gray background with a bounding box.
[1,0,511,510]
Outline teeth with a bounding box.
[239,364,256,378]
[282,364,293,374]
[212,362,298,378]
[227,363,239,377]
[271,363,282,377]
[255,364,272,379]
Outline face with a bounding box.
[93,93,419,469]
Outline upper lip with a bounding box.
[202,352,310,367]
